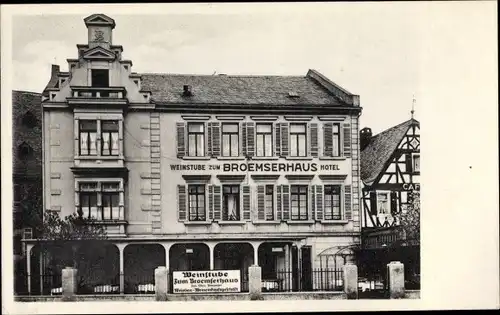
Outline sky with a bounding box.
[7,3,432,135]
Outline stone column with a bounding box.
[342,263,358,299]
[387,261,405,299]
[208,243,215,270]
[26,244,33,295]
[155,266,169,301]
[116,244,127,294]
[284,244,291,292]
[248,265,262,300]
[61,267,78,301]
[297,244,303,291]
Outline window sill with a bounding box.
[285,157,314,161]
[87,220,127,225]
[184,221,212,225]
[76,155,124,160]
[183,156,211,161]
[320,220,349,224]
[216,156,246,161]
[318,156,346,161]
[253,220,281,224]
[286,220,315,224]
[251,156,279,161]
[217,221,247,225]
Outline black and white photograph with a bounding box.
[1,2,498,313]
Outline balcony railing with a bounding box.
[70,86,127,99]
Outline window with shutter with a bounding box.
[187,122,205,157]
[290,185,308,220]
[275,123,281,156]
[188,185,206,221]
[213,185,222,220]
[212,122,221,157]
[342,123,351,158]
[177,185,187,221]
[208,185,214,220]
[369,191,377,215]
[344,185,352,220]
[315,185,324,220]
[176,122,186,158]
[280,123,289,157]
[246,122,255,157]
[242,185,251,221]
[282,185,290,220]
[324,185,342,220]
[323,123,333,157]
[207,123,213,156]
[222,123,240,157]
[390,191,398,215]
[257,185,265,221]
[265,185,274,221]
[256,124,273,157]
[276,185,282,221]
[309,123,319,157]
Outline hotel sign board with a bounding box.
[169,161,341,172]
[172,270,241,294]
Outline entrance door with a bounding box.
[291,246,298,291]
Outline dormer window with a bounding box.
[91,69,109,87]
[21,111,37,128]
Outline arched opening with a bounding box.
[169,243,209,272]
[258,242,297,292]
[214,243,253,292]
[77,243,120,294]
[124,244,165,294]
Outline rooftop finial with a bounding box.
[411,94,416,119]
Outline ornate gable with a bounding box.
[84,14,116,28]
[82,46,116,61]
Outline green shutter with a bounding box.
[176,122,186,158]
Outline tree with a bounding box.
[397,190,420,245]
[38,211,108,270]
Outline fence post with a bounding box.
[61,267,78,301]
[387,261,405,299]
[342,263,358,299]
[155,266,169,301]
[248,265,263,300]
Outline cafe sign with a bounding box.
[172,270,241,294]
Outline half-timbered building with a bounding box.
[359,118,420,289]
[22,14,364,295]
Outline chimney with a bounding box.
[43,64,61,96]
[360,127,373,151]
[183,85,192,97]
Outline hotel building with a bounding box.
[26,13,364,293]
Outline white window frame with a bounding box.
[412,153,420,173]
[323,184,343,221]
[376,191,391,216]
[74,113,124,159]
[74,178,125,221]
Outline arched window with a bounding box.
[21,111,37,128]
[18,142,33,159]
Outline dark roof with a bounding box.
[360,119,419,186]
[140,73,348,106]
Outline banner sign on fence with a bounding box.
[172,270,241,294]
